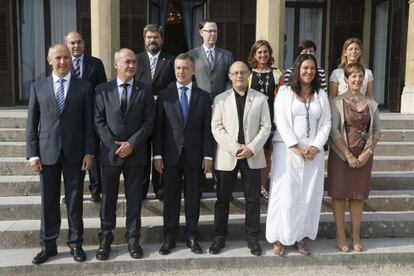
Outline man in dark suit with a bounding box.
[26,44,95,264]
[65,31,107,203]
[187,19,234,100]
[94,48,155,260]
[135,24,175,200]
[153,53,213,255]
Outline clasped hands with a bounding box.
[346,150,370,169]
[114,141,133,159]
[290,145,319,160]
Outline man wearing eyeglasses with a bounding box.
[209,61,271,256]
[187,19,233,100]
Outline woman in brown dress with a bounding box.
[327,63,380,252]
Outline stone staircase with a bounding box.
[0,108,414,275]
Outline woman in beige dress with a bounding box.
[327,63,380,252]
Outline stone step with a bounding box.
[380,129,414,142]
[0,142,25,157]
[2,128,413,144]
[0,212,413,248]
[1,238,414,275]
[1,156,413,176]
[1,191,414,221]
[380,113,414,129]
[2,140,414,158]
[0,172,413,197]
[0,129,26,142]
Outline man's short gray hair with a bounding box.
[175,53,194,66]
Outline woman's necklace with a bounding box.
[303,99,311,138]
[255,69,270,96]
[346,92,362,106]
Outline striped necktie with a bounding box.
[207,50,214,69]
[150,56,157,79]
[56,79,65,113]
[73,58,81,78]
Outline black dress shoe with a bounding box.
[90,192,101,203]
[159,241,176,255]
[186,239,203,254]
[70,247,86,262]
[32,249,58,265]
[128,241,143,259]
[247,240,262,256]
[96,245,111,261]
[208,239,225,255]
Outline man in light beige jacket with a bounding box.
[209,61,271,256]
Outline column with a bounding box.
[90,0,120,79]
[401,0,414,114]
[255,0,285,68]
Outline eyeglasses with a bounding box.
[202,29,218,34]
[230,71,248,76]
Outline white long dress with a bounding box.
[266,97,325,245]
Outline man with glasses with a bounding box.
[187,19,233,100]
[209,61,271,256]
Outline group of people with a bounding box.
[26,18,380,266]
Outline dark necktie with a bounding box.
[207,49,214,70]
[56,79,65,113]
[73,58,81,78]
[150,56,157,79]
[179,86,189,122]
[120,83,129,116]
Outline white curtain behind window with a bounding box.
[20,0,45,101]
[50,0,77,44]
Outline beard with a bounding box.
[146,43,161,54]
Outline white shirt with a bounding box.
[116,78,134,106]
[147,51,161,63]
[203,45,215,60]
[72,54,84,78]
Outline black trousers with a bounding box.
[39,152,85,251]
[142,136,161,198]
[162,150,202,241]
[88,157,101,194]
[98,164,144,246]
[214,159,261,241]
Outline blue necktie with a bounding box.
[73,58,81,78]
[56,79,65,113]
[179,86,189,122]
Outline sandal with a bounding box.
[272,241,285,256]
[260,186,269,200]
[295,240,311,256]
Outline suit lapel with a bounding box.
[125,82,139,117]
[108,80,123,119]
[198,47,211,73]
[213,49,223,71]
[62,77,77,113]
[143,54,152,80]
[47,76,60,114]
[152,52,165,81]
[185,86,199,127]
[81,56,91,80]
[243,89,254,124]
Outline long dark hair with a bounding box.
[289,54,321,96]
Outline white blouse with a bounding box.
[329,68,373,95]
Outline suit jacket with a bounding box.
[26,76,95,165]
[211,88,271,171]
[72,54,107,89]
[153,82,213,168]
[94,80,155,166]
[187,46,233,99]
[135,51,175,96]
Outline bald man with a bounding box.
[94,48,155,260]
[65,31,107,203]
[209,61,271,256]
[26,44,95,264]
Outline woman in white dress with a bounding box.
[266,54,331,256]
[329,37,374,102]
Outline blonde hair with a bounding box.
[343,63,365,79]
[339,37,362,69]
